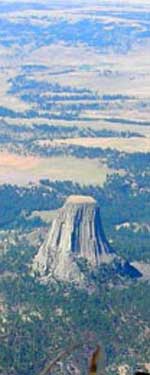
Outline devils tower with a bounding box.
[34,195,141,282]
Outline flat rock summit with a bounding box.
[34,195,141,282]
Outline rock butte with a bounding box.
[66,195,96,204]
[34,195,142,283]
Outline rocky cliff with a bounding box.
[34,195,141,283]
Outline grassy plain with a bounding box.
[0,151,112,185]
[0,1,150,183]
[37,136,150,153]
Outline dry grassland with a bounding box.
[38,137,150,153]
[0,151,111,186]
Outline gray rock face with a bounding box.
[34,195,114,282]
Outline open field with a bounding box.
[0,0,150,141]
[0,0,150,183]
[37,136,150,153]
[2,117,150,138]
[0,151,112,186]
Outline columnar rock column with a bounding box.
[34,195,114,282]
